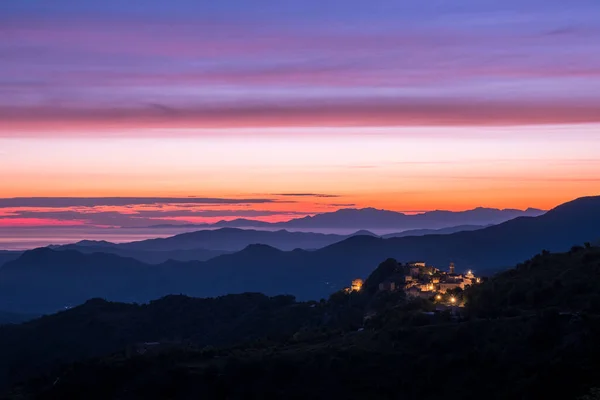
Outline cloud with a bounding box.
[0,203,312,228]
[3,99,600,135]
[2,209,304,227]
[133,209,307,218]
[2,5,600,134]
[0,197,276,208]
[273,193,340,198]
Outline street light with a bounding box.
[450,296,456,304]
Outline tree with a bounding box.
[580,387,600,400]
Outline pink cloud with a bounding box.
[2,99,600,135]
[2,14,599,134]
[0,218,86,227]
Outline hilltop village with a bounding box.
[346,261,481,304]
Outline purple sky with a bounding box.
[2,0,600,130]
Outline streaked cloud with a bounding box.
[1,1,599,133]
[0,197,276,208]
[0,208,310,228]
[273,193,340,198]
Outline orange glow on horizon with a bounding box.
[1,124,599,228]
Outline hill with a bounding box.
[4,246,600,399]
[467,243,600,317]
[0,311,37,326]
[202,195,600,298]
[0,293,331,391]
[381,224,488,238]
[0,196,598,314]
[0,251,21,268]
[67,228,365,252]
[53,244,227,264]
[0,245,318,314]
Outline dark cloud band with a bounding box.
[0,197,276,208]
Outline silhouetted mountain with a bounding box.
[54,243,228,264]
[0,310,37,326]
[467,243,600,317]
[0,197,597,315]
[89,228,363,252]
[0,251,21,268]
[0,248,161,313]
[213,219,275,228]
[70,240,116,248]
[350,229,378,237]
[141,207,545,230]
[381,224,488,238]
[0,293,326,391]
[299,196,600,282]
[274,206,544,229]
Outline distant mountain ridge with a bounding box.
[109,228,371,252]
[144,207,545,230]
[48,226,481,264]
[381,224,489,238]
[0,196,596,315]
[52,244,228,264]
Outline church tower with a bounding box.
[449,262,455,274]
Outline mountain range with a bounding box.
[45,229,377,264]
[0,196,597,315]
[46,226,486,264]
[145,207,545,230]
[71,228,376,252]
[380,224,488,238]
[51,243,229,264]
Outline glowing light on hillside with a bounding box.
[351,279,363,292]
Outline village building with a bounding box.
[344,278,364,292]
[347,261,480,304]
[351,279,364,291]
[407,261,426,268]
[438,282,464,293]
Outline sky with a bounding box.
[1,0,599,228]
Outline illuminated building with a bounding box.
[351,279,364,292]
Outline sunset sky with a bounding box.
[1,0,599,228]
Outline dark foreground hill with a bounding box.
[0,311,37,326]
[1,196,599,315]
[0,293,334,391]
[4,246,600,399]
